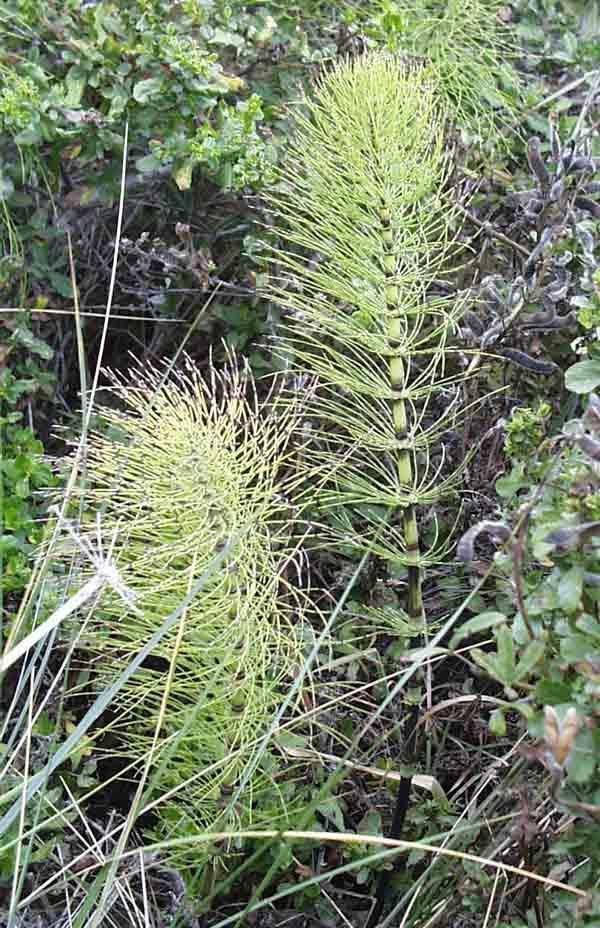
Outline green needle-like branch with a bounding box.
[263,53,477,925]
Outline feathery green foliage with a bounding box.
[67,356,307,868]
[371,0,520,136]
[265,54,468,618]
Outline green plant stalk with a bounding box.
[262,54,476,924]
[382,206,422,619]
[374,196,423,925]
[264,55,467,592]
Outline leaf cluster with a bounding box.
[1,313,56,601]
[458,391,600,919]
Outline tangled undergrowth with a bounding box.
[1,0,600,926]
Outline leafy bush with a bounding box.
[0,313,55,600]
[459,386,600,922]
[0,0,340,304]
[1,0,276,192]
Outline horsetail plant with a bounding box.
[371,0,521,139]
[63,355,311,872]
[265,53,469,626]
[262,53,474,921]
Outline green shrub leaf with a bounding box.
[132,77,163,103]
[450,611,507,648]
[558,565,584,612]
[565,359,600,393]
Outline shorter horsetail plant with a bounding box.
[370,0,521,138]
[63,355,311,872]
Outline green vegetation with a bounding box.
[1,0,600,926]
[1,313,56,602]
[366,0,522,135]
[66,356,309,872]
[458,383,600,925]
[265,54,463,619]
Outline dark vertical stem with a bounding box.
[365,707,419,928]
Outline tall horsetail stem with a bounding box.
[381,202,423,619]
[264,54,472,924]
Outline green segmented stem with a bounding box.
[380,203,423,620]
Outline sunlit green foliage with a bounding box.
[66,356,308,869]
[265,54,468,617]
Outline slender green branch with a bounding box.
[380,201,423,619]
